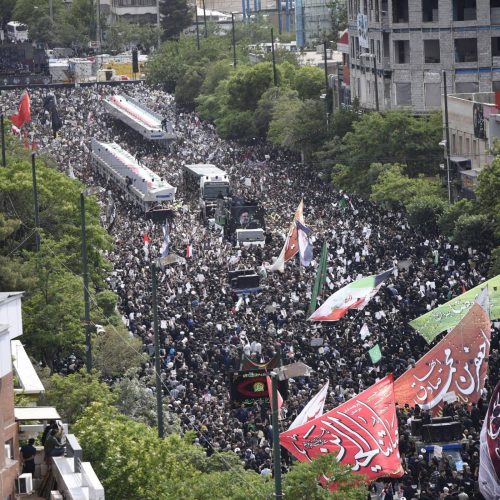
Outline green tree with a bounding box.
[226,62,275,111]
[0,0,16,23]
[113,370,181,435]
[476,158,500,237]
[452,214,495,250]
[74,402,205,499]
[327,0,348,46]
[489,246,500,278]
[370,164,444,207]
[255,86,297,138]
[175,64,207,111]
[283,454,368,499]
[438,198,475,237]
[215,110,257,142]
[407,195,447,235]
[93,327,147,379]
[268,97,329,160]
[159,0,192,40]
[293,66,325,100]
[42,371,115,424]
[200,60,232,95]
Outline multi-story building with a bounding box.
[347,0,500,112]
[0,292,23,500]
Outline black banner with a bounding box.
[229,370,288,407]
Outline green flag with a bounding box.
[308,240,328,316]
[368,344,382,364]
[409,274,500,343]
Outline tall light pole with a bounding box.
[157,0,161,49]
[80,186,104,373]
[270,372,283,499]
[31,153,40,252]
[271,28,277,86]
[152,262,165,438]
[231,13,237,67]
[1,114,6,167]
[443,70,452,204]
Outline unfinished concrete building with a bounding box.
[347,0,500,112]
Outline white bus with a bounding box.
[6,21,29,43]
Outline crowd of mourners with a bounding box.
[1,82,499,500]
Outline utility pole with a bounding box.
[231,13,237,67]
[1,114,6,167]
[276,0,282,34]
[96,0,101,48]
[195,7,200,50]
[31,153,40,252]
[271,28,277,86]
[49,0,53,22]
[80,193,92,372]
[156,0,161,49]
[443,71,452,204]
[152,263,165,438]
[373,53,379,112]
[271,372,283,499]
[202,0,208,38]
[323,42,330,122]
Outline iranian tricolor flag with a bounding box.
[309,269,394,321]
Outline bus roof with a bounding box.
[7,21,28,28]
[183,164,227,178]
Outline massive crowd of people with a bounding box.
[1,83,498,499]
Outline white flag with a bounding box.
[479,380,500,500]
[289,382,329,430]
[359,323,370,340]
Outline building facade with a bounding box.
[347,0,500,112]
[0,292,23,500]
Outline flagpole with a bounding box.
[152,262,165,438]
[31,153,40,252]
[271,371,283,499]
[1,114,6,167]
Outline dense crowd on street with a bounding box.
[1,82,498,499]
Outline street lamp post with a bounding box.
[1,114,6,167]
[443,70,452,204]
[80,186,104,373]
[31,153,40,252]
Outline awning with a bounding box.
[11,340,45,395]
[15,407,61,421]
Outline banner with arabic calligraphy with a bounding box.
[409,275,500,343]
[394,297,491,415]
[280,375,403,481]
[479,380,500,499]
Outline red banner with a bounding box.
[284,200,304,262]
[280,375,403,481]
[394,300,491,415]
[11,91,31,129]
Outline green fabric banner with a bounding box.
[308,240,328,316]
[409,274,500,343]
[368,344,382,364]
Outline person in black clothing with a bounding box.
[20,438,37,474]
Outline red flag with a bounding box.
[280,375,403,482]
[266,375,283,415]
[284,200,304,262]
[11,91,31,129]
[394,288,491,415]
[479,380,500,499]
[143,233,151,245]
[186,243,192,258]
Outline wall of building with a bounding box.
[347,0,500,112]
[0,370,19,500]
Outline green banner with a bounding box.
[409,274,500,343]
[308,240,328,316]
[368,344,382,364]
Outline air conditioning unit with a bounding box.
[4,444,11,460]
[17,473,33,494]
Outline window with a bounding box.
[377,40,381,62]
[395,83,411,105]
[465,137,470,155]
[422,0,438,22]
[392,0,409,22]
[492,0,500,24]
[492,37,500,58]
[492,81,500,91]
[453,0,476,21]
[455,38,477,62]
[424,39,440,63]
[375,0,380,21]
[455,81,479,92]
[425,82,441,107]
[394,40,410,63]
